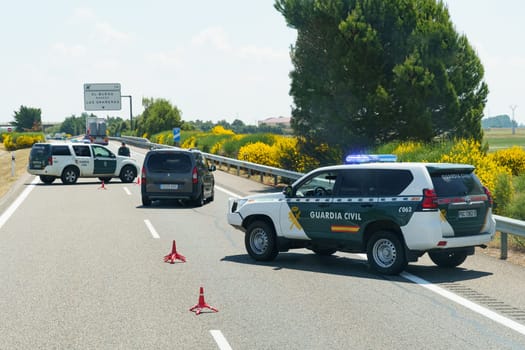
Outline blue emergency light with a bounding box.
[344,154,397,164]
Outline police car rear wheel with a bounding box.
[367,231,407,275]
[40,175,55,184]
[428,251,468,268]
[245,221,278,261]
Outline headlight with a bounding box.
[235,199,249,210]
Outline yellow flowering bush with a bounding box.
[393,141,423,161]
[181,136,196,149]
[211,125,235,135]
[238,142,278,167]
[272,136,318,172]
[490,146,525,176]
[3,135,15,150]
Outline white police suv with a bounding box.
[227,155,496,275]
[28,142,139,185]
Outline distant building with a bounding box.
[257,116,291,128]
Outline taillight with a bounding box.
[422,188,438,209]
[483,186,493,206]
[192,167,198,184]
[48,156,53,166]
[141,167,146,185]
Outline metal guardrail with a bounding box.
[112,137,525,260]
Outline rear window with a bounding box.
[147,152,193,173]
[431,173,484,197]
[30,144,50,157]
[52,145,71,156]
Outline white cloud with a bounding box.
[71,7,95,22]
[237,45,289,62]
[95,22,132,45]
[191,26,231,51]
[52,42,87,57]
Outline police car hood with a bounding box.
[241,191,285,201]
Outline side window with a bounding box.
[338,171,365,196]
[51,146,71,156]
[338,169,413,197]
[73,146,91,157]
[294,171,337,197]
[92,146,112,157]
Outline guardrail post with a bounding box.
[274,175,277,186]
[236,165,240,176]
[500,232,508,260]
[260,172,264,183]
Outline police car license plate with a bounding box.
[160,184,178,190]
[458,209,477,218]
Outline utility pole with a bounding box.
[510,105,517,135]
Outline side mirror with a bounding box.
[283,185,293,198]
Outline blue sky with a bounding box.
[1,1,524,125]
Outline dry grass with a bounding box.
[0,145,31,198]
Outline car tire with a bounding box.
[366,231,407,275]
[40,175,55,184]
[98,177,111,183]
[208,187,214,202]
[142,196,151,206]
[61,166,79,185]
[119,165,137,183]
[245,220,278,261]
[311,248,337,256]
[193,187,204,207]
[428,251,468,268]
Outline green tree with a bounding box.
[137,97,182,136]
[12,105,42,131]
[275,0,488,164]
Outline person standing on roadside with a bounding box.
[118,142,130,157]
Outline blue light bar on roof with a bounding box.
[344,154,397,164]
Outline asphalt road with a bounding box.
[1,142,525,349]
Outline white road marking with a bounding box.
[210,330,233,350]
[123,187,131,195]
[401,271,525,336]
[0,177,39,230]
[144,219,160,239]
[215,185,241,199]
[352,253,525,336]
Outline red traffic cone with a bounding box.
[98,180,107,190]
[136,176,141,185]
[189,286,218,315]
[163,240,186,263]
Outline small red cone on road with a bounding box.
[136,176,141,185]
[98,180,107,190]
[163,240,186,263]
[189,286,218,315]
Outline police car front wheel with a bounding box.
[367,231,407,275]
[245,221,278,262]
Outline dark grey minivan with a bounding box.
[141,148,216,206]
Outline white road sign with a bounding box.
[84,83,121,111]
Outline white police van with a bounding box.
[227,155,496,275]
